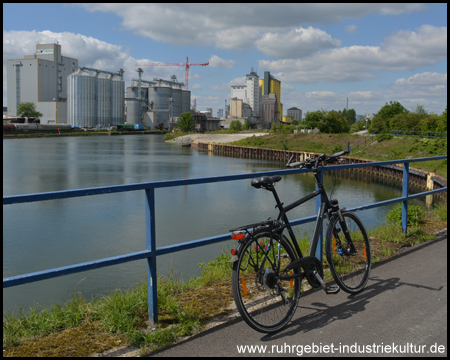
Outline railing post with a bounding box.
[145,187,158,324]
[402,162,409,234]
[315,168,323,261]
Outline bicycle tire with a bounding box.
[325,211,371,294]
[232,230,301,333]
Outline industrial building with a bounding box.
[125,69,191,130]
[6,42,294,131]
[67,68,125,127]
[6,43,78,124]
[230,69,283,129]
[260,71,282,123]
[287,107,302,122]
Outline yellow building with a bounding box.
[259,71,282,121]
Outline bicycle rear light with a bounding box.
[231,231,245,240]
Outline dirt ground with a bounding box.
[167,132,268,145]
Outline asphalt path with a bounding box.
[150,230,447,357]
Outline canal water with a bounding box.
[3,134,423,314]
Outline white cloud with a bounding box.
[259,25,447,83]
[345,25,357,33]
[191,83,202,90]
[208,55,237,69]
[394,72,447,86]
[282,72,447,115]
[76,3,428,49]
[2,29,188,99]
[255,27,341,58]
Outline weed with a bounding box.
[386,203,425,226]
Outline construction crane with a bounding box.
[136,56,209,90]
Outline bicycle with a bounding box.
[229,145,371,333]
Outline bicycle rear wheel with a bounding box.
[325,211,371,294]
[232,230,301,333]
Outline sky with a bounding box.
[3,3,447,118]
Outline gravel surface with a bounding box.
[166,133,268,145]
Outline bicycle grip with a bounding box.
[287,161,306,168]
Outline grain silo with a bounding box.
[97,73,111,126]
[181,89,190,114]
[67,69,97,127]
[126,86,140,124]
[148,85,172,128]
[111,76,125,124]
[68,67,125,127]
[172,87,182,118]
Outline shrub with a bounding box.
[386,203,425,226]
[229,120,242,133]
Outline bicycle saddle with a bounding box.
[251,175,282,189]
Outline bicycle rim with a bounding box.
[326,212,371,294]
[232,231,301,333]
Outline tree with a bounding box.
[389,113,422,131]
[346,109,356,125]
[229,120,242,133]
[369,101,407,133]
[178,112,195,132]
[318,110,350,134]
[17,102,43,118]
[303,110,325,129]
[413,104,427,115]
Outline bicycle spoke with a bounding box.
[326,212,371,293]
[232,232,301,333]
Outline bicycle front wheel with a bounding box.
[232,230,301,333]
[325,211,371,294]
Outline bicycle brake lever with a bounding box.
[286,154,294,167]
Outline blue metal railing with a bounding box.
[3,156,447,323]
[389,130,447,139]
[350,130,380,152]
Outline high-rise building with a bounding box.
[6,43,78,124]
[259,71,282,121]
[230,67,262,120]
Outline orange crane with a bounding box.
[136,56,209,90]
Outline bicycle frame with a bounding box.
[230,146,372,333]
[269,167,334,261]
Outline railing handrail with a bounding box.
[3,155,447,324]
[389,130,447,138]
[3,155,446,205]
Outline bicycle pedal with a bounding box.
[325,285,340,294]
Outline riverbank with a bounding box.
[165,132,269,145]
[226,133,447,178]
[3,201,447,357]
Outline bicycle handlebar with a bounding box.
[286,142,350,168]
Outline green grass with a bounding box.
[231,133,447,177]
